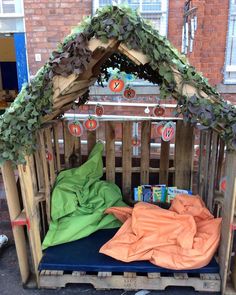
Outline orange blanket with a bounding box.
[100,195,222,270]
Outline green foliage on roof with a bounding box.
[0,5,235,164]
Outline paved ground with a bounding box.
[0,244,221,295]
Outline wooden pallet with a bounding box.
[39,270,221,292]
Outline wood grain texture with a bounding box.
[160,140,170,185]
[18,156,43,286]
[105,121,116,182]
[87,130,96,156]
[219,151,236,294]
[140,121,151,185]
[122,122,132,201]
[174,121,194,189]
[1,161,30,284]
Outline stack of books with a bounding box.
[133,185,192,203]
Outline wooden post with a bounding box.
[198,131,206,197]
[207,132,218,211]
[122,122,132,201]
[1,161,30,284]
[53,122,61,173]
[34,150,45,191]
[140,121,151,185]
[174,121,194,189]
[87,130,96,156]
[63,120,74,168]
[45,128,56,187]
[219,151,236,294]
[105,121,116,183]
[18,156,43,285]
[203,130,212,202]
[159,140,170,185]
[38,131,51,223]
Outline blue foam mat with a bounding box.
[39,228,219,274]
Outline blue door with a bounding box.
[14,33,28,91]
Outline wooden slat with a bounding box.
[159,139,170,185]
[44,128,56,187]
[103,166,175,173]
[216,138,225,190]
[105,122,116,182]
[39,271,220,292]
[122,122,132,201]
[38,130,51,223]
[140,121,151,185]
[219,151,236,294]
[73,136,82,167]
[18,155,43,285]
[63,120,74,168]
[204,131,212,202]
[207,132,218,211]
[118,43,149,65]
[1,161,30,284]
[87,130,96,156]
[198,131,206,197]
[34,150,45,191]
[174,121,194,189]
[53,122,61,173]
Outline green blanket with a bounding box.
[42,142,127,249]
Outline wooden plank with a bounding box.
[105,121,116,182]
[174,121,194,189]
[118,43,149,65]
[39,272,220,292]
[34,150,45,191]
[140,121,151,185]
[38,130,51,223]
[122,122,132,201]
[198,131,206,197]
[207,132,219,211]
[159,139,170,185]
[1,161,30,284]
[63,120,74,168]
[203,131,212,203]
[102,166,175,173]
[219,151,236,294]
[44,128,56,187]
[60,78,96,97]
[216,138,225,190]
[18,156,43,285]
[53,89,87,111]
[87,130,97,156]
[53,122,61,173]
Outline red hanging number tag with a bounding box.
[153,105,165,117]
[95,104,104,117]
[46,150,53,161]
[155,122,165,137]
[131,136,141,147]
[220,177,227,193]
[162,122,176,142]
[123,86,136,99]
[83,116,99,131]
[108,77,125,93]
[68,120,83,137]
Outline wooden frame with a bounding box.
[1,37,236,294]
[2,117,236,294]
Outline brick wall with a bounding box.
[24,0,92,76]
[168,0,229,87]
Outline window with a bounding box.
[0,0,24,32]
[93,0,168,36]
[225,0,236,84]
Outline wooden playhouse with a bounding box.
[1,5,236,294]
